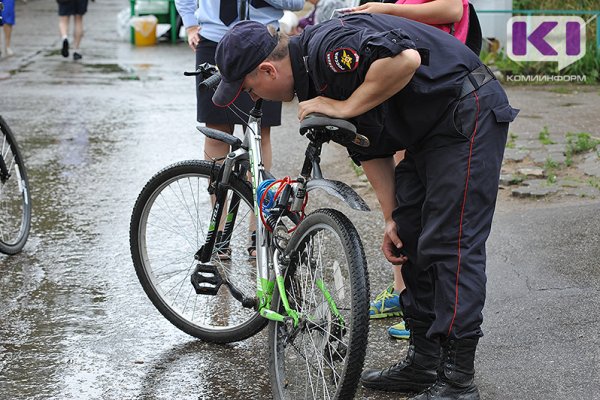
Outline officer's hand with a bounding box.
[382,220,408,266]
[186,26,201,51]
[298,97,348,121]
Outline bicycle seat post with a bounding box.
[300,140,324,180]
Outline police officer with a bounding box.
[212,15,518,399]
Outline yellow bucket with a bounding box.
[131,15,158,46]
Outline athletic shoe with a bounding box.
[5,48,14,57]
[61,38,69,58]
[388,321,410,340]
[369,283,403,319]
[73,52,82,61]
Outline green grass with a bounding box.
[538,127,556,145]
[481,41,599,84]
[510,173,526,185]
[549,87,576,94]
[350,160,364,177]
[566,132,600,154]
[544,157,559,184]
[564,132,599,167]
[506,132,518,149]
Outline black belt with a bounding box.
[459,64,496,99]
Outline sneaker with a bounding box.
[369,283,403,319]
[61,38,69,58]
[73,52,82,61]
[388,320,410,340]
[5,48,14,57]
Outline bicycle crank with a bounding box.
[190,263,258,309]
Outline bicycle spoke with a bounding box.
[270,209,368,400]
[0,117,31,253]
[131,161,263,341]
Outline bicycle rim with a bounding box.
[130,160,265,342]
[0,116,32,254]
[269,209,369,400]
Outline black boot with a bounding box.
[410,337,480,400]
[360,319,439,392]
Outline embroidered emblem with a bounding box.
[326,48,359,73]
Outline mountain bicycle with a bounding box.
[130,63,372,399]
[0,115,32,254]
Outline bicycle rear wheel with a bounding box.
[0,116,32,254]
[269,208,369,400]
[130,160,267,343]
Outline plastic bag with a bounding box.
[116,8,131,40]
[130,15,158,37]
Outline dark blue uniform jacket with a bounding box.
[289,13,484,162]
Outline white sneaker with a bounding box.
[5,48,14,57]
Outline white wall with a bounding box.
[472,0,513,48]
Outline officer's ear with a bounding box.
[257,62,277,80]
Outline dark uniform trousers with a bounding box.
[394,80,516,340]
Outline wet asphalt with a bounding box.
[1,1,599,399]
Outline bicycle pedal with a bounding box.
[190,263,223,295]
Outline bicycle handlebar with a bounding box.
[184,62,222,91]
[199,73,221,91]
[184,64,369,148]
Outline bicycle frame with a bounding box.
[191,79,370,328]
[194,99,289,320]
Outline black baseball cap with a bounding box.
[213,20,279,107]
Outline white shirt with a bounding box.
[174,0,305,43]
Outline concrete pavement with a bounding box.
[1,1,600,399]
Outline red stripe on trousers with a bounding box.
[448,91,480,336]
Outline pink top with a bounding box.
[395,0,469,43]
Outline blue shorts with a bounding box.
[1,0,15,25]
[58,0,88,16]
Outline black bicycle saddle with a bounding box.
[299,113,370,148]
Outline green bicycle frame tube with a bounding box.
[245,114,272,303]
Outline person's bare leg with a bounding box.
[59,15,70,57]
[392,149,407,294]
[202,124,272,169]
[2,25,11,48]
[3,24,13,55]
[393,265,406,293]
[73,15,84,50]
[393,149,406,166]
[59,15,69,38]
[260,127,272,171]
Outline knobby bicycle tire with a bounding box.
[0,116,32,255]
[130,160,267,343]
[268,208,370,400]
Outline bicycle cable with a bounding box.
[258,177,307,233]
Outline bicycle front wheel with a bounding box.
[269,208,370,400]
[0,116,32,254]
[130,160,266,343]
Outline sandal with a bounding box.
[247,231,256,260]
[216,231,231,261]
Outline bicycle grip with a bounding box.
[199,74,222,91]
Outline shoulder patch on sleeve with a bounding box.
[326,48,359,73]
